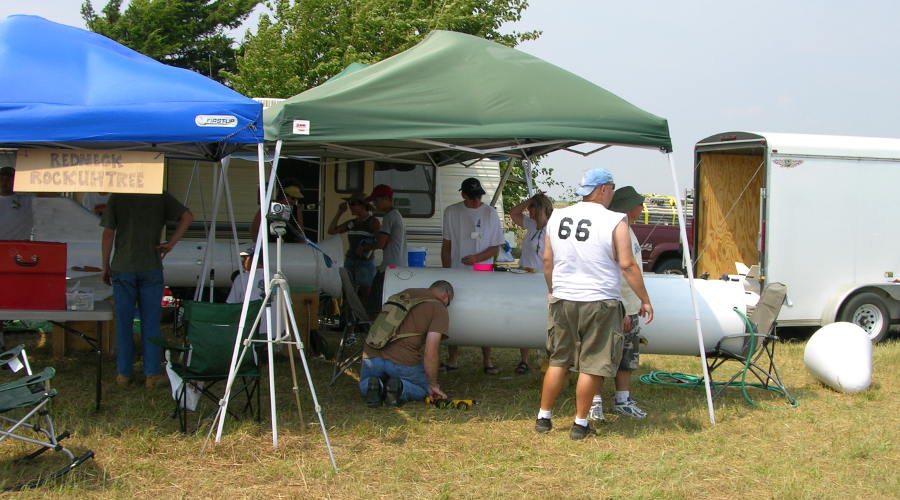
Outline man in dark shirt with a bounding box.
[101,192,193,389]
[360,280,454,407]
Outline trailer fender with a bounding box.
[821,284,900,324]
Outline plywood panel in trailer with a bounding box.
[696,153,764,276]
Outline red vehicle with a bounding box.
[631,220,694,274]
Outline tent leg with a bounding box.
[666,152,716,425]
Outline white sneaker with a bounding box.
[588,400,606,422]
[613,398,647,419]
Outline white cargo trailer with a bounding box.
[693,131,900,342]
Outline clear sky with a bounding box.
[2,1,898,198]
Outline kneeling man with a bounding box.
[360,280,454,407]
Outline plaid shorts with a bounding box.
[618,314,641,372]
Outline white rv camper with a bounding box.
[693,131,900,342]
[164,156,504,270]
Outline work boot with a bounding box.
[534,418,553,433]
[569,422,597,440]
[366,378,385,408]
[384,377,403,407]
[116,374,133,387]
[145,374,167,389]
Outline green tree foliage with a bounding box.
[229,0,540,98]
[500,158,568,215]
[81,0,260,84]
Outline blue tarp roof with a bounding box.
[0,15,262,160]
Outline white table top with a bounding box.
[0,301,113,321]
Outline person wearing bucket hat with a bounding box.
[441,177,504,375]
[535,170,653,440]
[250,178,306,244]
[329,192,381,304]
[589,186,651,422]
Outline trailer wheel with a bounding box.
[654,257,685,276]
[839,292,891,343]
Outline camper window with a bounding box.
[335,160,364,193]
[374,162,435,218]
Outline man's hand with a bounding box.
[101,268,111,286]
[461,255,477,266]
[623,315,633,332]
[429,384,447,400]
[639,302,654,324]
[337,202,348,214]
[157,241,176,258]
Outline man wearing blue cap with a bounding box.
[534,168,653,440]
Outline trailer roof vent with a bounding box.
[719,135,738,141]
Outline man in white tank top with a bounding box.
[534,168,653,440]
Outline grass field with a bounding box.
[1,329,897,499]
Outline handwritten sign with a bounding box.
[13,149,164,193]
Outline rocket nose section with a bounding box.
[804,322,873,393]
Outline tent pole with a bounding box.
[666,152,716,425]
[521,148,535,197]
[490,160,515,208]
[213,143,269,445]
[262,140,284,447]
[220,156,242,267]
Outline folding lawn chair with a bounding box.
[153,300,263,432]
[705,282,797,406]
[329,268,372,385]
[0,345,93,491]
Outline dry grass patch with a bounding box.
[0,332,897,498]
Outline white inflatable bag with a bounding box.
[804,322,872,393]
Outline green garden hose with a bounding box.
[639,308,798,408]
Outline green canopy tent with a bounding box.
[218,31,716,449]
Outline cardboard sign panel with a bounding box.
[13,149,164,193]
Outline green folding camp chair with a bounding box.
[154,300,263,432]
[0,345,93,491]
[705,282,797,407]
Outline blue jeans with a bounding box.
[112,270,164,376]
[359,357,429,402]
[344,257,376,287]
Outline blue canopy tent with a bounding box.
[0,15,263,159]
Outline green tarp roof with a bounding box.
[264,30,671,165]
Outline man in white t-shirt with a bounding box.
[588,186,650,422]
[534,168,653,440]
[441,177,504,374]
[0,166,33,241]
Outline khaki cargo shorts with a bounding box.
[546,297,624,377]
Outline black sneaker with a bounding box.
[366,378,384,408]
[534,418,553,433]
[569,422,597,440]
[384,377,403,407]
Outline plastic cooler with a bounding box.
[407,247,427,267]
[0,241,67,310]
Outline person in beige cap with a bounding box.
[589,185,650,421]
[250,178,306,244]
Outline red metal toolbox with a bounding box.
[0,241,67,310]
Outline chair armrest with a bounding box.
[0,367,55,393]
[0,344,25,368]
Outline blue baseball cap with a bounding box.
[574,168,614,197]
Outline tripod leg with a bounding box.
[281,283,338,472]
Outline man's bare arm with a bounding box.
[542,232,554,293]
[101,228,115,285]
[613,221,653,323]
[423,331,447,399]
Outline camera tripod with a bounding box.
[208,219,337,472]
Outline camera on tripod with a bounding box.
[266,201,293,222]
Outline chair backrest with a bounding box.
[339,268,371,325]
[749,282,787,335]
[183,300,263,376]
